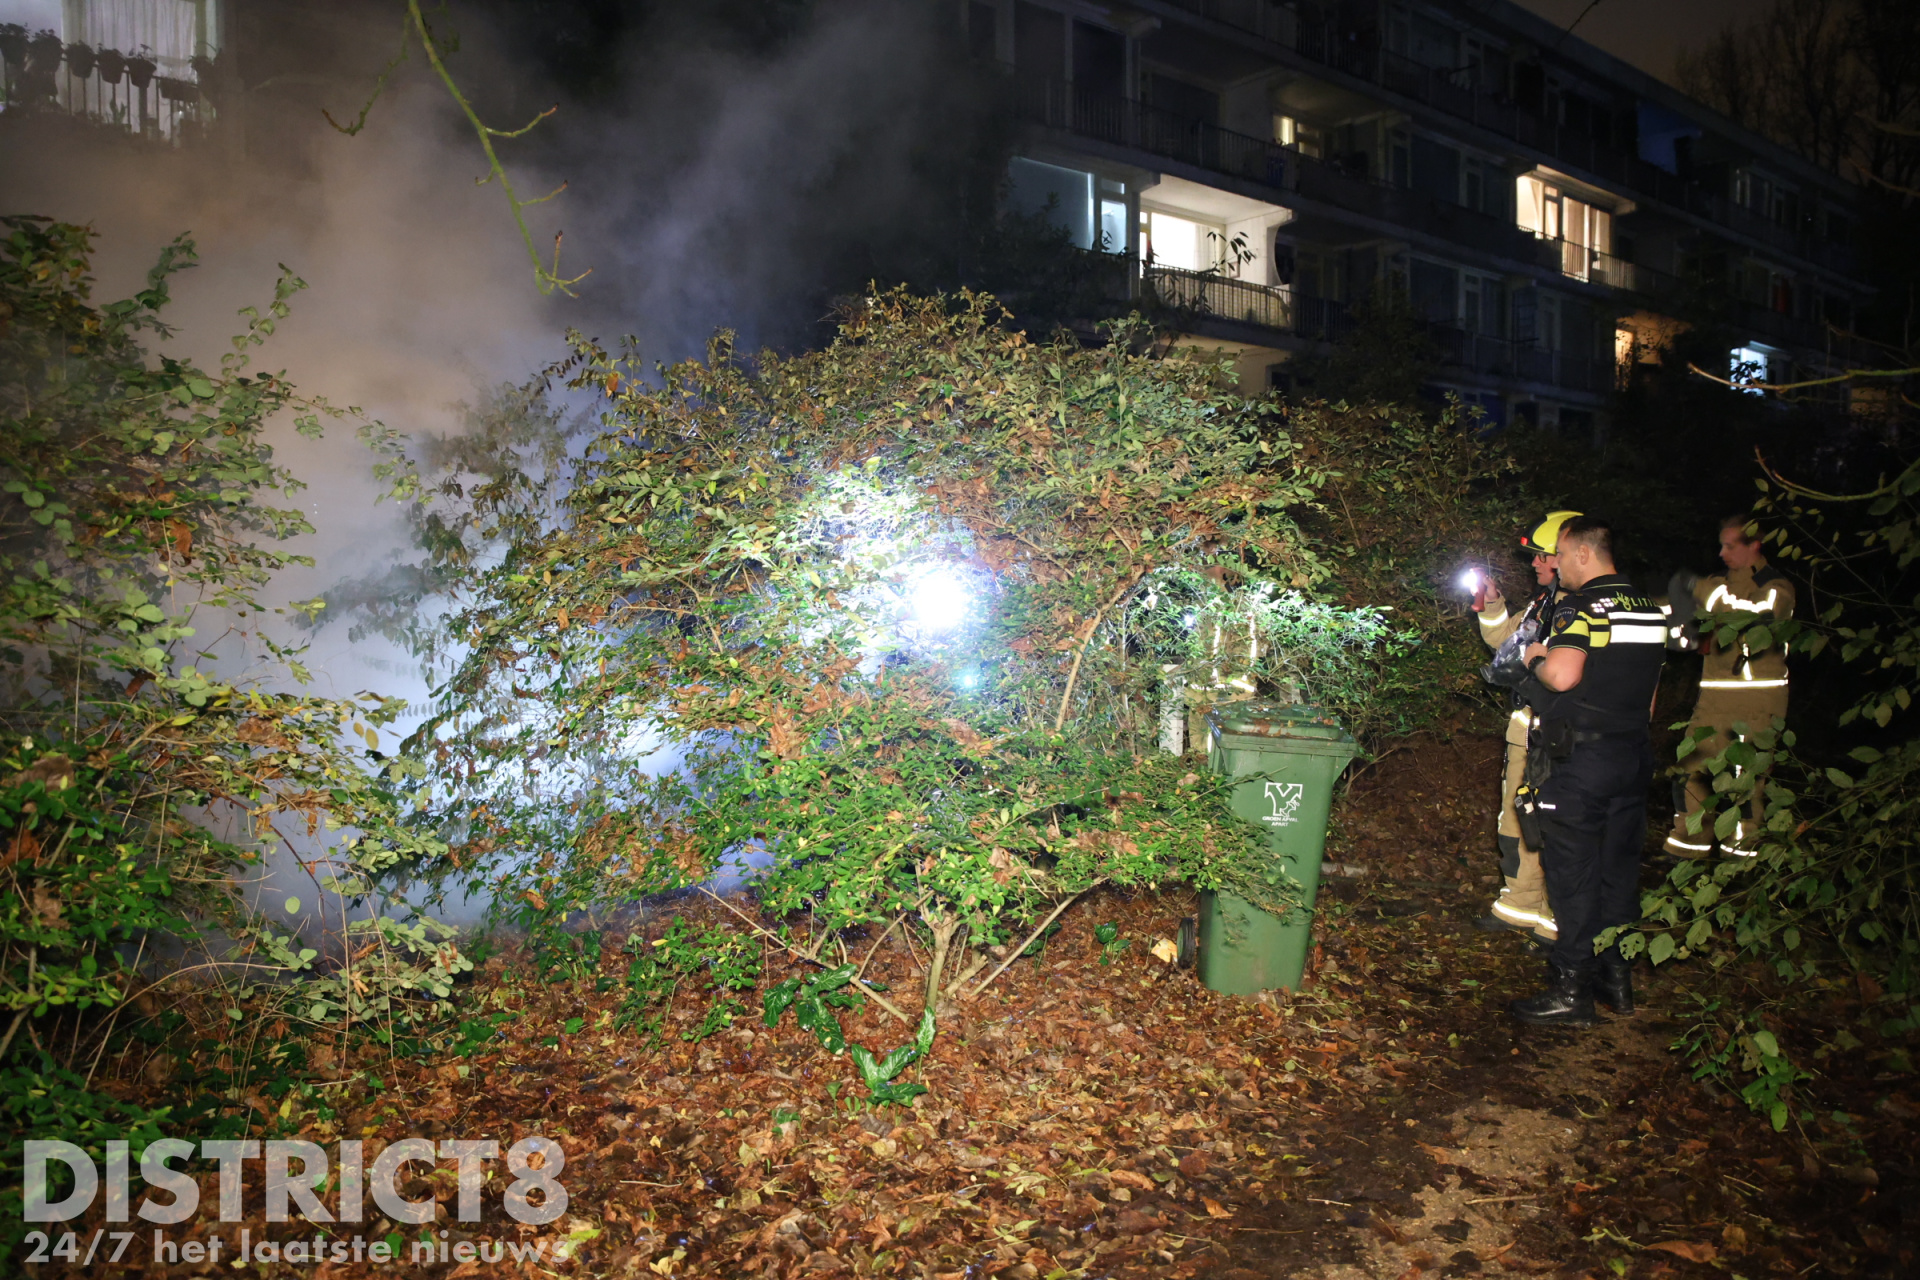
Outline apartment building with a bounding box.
[976,0,1871,431]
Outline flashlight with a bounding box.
[1457,567,1483,593]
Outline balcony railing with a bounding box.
[0,31,211,143]
[1430,327,1604,394]
[1015,77,1291,188]
[1132,263,1598,392]
[1140,265,1362,341]
[1145,264,1293,330]
[1155,0,1857,276]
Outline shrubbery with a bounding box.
[383,289,1524,1056]
[0,219,460,1241]
[1611,453,1920,1122]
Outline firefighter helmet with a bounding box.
[1521,510,1583,556]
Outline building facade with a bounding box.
[976,0,1871,430]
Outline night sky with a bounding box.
[1512,0,1752,84]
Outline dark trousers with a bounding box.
[1536,732,1653,972]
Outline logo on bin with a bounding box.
[1262,781,1304,825]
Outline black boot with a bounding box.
[1593,956,1634,1015]
[1508,963,1598,1028]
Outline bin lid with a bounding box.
[1208,701,1355,746]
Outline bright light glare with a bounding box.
[1457,568,1482,591]
[909,568,972,633]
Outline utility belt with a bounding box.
[1512,716,1644,848]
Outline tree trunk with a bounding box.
[921,911,964,1012]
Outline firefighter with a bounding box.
[1665,516,1795,857]
[1469,510,1582,948]
[1510,516,1667,1027]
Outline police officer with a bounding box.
[1664,516,1795,857]
[1510,516,1667,1027]
[1470,510,1582,947]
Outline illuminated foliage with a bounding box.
[411,289,1422,1030]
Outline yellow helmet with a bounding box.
[1521,510,1583,556]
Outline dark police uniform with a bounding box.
[1530,575,1667,975]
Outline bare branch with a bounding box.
[406,1,590,296]
[1687,361,1920,394]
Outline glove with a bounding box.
[1480,623,1539,689]
[1666,570,1700,651]
[1666,571,1700,627]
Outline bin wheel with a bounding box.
[1177,916,1197,969]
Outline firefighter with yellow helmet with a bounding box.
[1664,515,1795,856]
[1466,509,1582,947]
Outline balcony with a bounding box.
[1138,265,1597,393]
[1015,77,1292,189]
[1429,327,1605,395]
[1145,264,1293,330]
[1016,77,1675,296]
[1154,0,1858,277]
[0,31,211,144]
[1140,264,1358,340]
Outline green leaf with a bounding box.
[285,896,301,914]
[794,996,847,1054]
[1648,934,1676,965]
[1825,767,1855,789]
[804,964,858,996]
[763,975,804,1027]
[1750,1029,1780,1058]
[850,1043,885,1090]
[912,1005,936,1058]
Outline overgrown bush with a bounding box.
[380,294,1384,1042]
[0,218,458,1243]
[1274,397,1535,740]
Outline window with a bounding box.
[1015,2,1067,80]
[1409,13,1458,70]
[1098,198,1128,254]
[1072,21,1125,97]
[1730,346,1770,394]
[1516,176,1611,280]
[1007,157,1095,249]
[1462,272,1503,336]
[1410,259,1460,324]
[1536,293,1563,351]
[1272,113,1324,159]
[1411,136,1460,204]
[1140,210,1220,272]
[1462,157,1503,216]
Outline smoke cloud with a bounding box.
[0,0,992,926]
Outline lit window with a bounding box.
[1730,346,1770,394]
[1140,210,1216,272]
[1098,199,1128,254]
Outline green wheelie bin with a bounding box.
[1197,701,1359,995]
